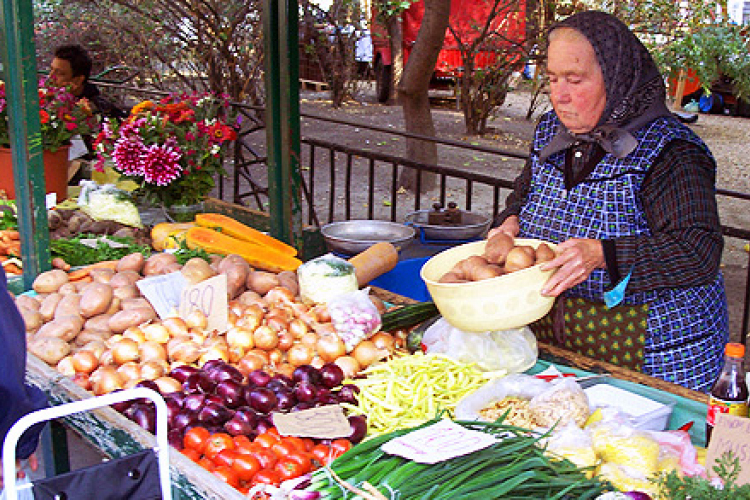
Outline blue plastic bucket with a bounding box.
[369,257,431,302]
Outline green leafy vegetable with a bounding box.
[50,234,151,267]
[653,451,750,499]
[0,200,18,230]
[172,239,215,265]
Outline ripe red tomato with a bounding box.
[180,448,202,462]
[252,448,278,470]
[213,448,239,468]
[213,465,241,489]
[271,440,299,458]
[204,432,236,459]
[301,438,315,452]
[252,469,282,486]
[284,451,312,474]
[275,458,306,480]
[233,435,252,449]
[183,427,211,454]
[232,454,261,482]
[237,441,265,456]
[197,457,216,472]
[330,439,353,456]
[311,444,333,465]
[254,433,279,449]
[282,436,307,452]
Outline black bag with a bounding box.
[32,450,162,500]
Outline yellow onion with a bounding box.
[139,341,168,363]
[162,317,188,337]
[112,338,140,365]
[122,326,146,343]
[334,355,361,379]
[139,360,166,380]
[226,327,255,350]
[185,309,208,330]
[142,323,170,344]
[316,334,346,363]
[72,350,100,374]
[57,356,76,377]
[154,376,182,394]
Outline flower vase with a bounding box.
[0,147,71,202]
[166,201,204,223]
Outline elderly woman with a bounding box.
[492,11,728,392]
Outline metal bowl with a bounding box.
[321,220,416,255]
[404,210,491,241]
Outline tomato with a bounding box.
[204,432,236,459]
[213,465,240,489]
[232,454,261,482]
[197,457,216,472]
[233,435,252,449]
[252,448,278,469]
[214,448,239,468]
[237,441,265,456]
[284,451,312,474]
[265,427,281,439]
[282,436,307,452]
[252,469,282,486]
[180,448,202,462]
[311,444,333,464]
[271,440,299,458]
[183,427,211,454]
[254,433,279,448]
[330,439,353,456]
[301,438,315,452]
[274,458,306,480]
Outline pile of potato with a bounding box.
[439,233,556,283]
[48,208,150,245]
[17,251,395,396]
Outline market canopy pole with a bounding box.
[0,0,52,289]
[263,0,304,251]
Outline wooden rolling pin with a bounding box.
[348,242,399,287]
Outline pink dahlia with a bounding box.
[113,136,146,176]
[142,141,183,186]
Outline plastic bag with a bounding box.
[529,377,590,428]
[77,180,142,228]
[454,374,550,422]
[297,254,358,305]
[421,318,537,373]
[544,422,598,477]
[328,287,382,352]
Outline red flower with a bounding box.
[39,110,50,124]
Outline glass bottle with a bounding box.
[706,342,749,444]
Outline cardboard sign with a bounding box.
[272,405,351,439]
[137,271,189,319]
[381,420,497,464]
[706,413,750,485]
[179,274,228,332]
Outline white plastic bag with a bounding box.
[421,318,537,373]
[454,374,549,421]
[328,287,382,352]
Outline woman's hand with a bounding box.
[540,238,605,296]
[488,215,519,239]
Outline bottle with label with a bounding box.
[706,342,749,443]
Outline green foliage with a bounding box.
[653,451,750,499]
[0,201,18,230]
[50,234,151,267]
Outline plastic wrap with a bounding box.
[529,377,590,428]
[328,287,382,352]
[77,180,142,228]
[421,318,537,373]
[297,254,358,305]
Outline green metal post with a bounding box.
[263,0,303,250]
[0,0,52,288]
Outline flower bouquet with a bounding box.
[0,77,100,151]
[93,92,237,211]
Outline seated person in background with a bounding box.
[50,44,128,121]
[0,271,48,488]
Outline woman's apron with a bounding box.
[520,113,728,393]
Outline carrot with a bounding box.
[4,263,22,274]
[67,268,91,281]
[0,230,20,240]
[52,257,72,272]
[67,259,119,281]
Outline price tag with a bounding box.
[706,413,750,485]
[137,271,189,319]
[179,274,228,332]
[381,420,497,464]
[272,405,351,439]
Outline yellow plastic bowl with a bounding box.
[421,238,558,332]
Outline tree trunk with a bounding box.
[397,0,451,193]
[385,15,403,103]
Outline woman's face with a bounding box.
[546,29,606,134]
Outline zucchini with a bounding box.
[380,301,440,333]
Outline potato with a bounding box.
[113,284,140,301]
[277,270,300,297]
[108,307,157,334]
[116,252,146,274]
[75,329,113,347]
[37,315,84,342]
[15,294,40,312]
[439,271,469,283]
[209,254,224,273]
[246,271,281,296]
[29,335,71,365]
[90,268,115,284]
[484,233,515,265]
[106,296,122,315]
[84,314,114,332]
[218,254,251,299]
[19,306,43,333]
[121,297,154,311]
[33,269,69,294]
[39,292,63,322]
[80,283,114,318]
[470,263,504,281]
[535,243,556,264]
[54,293,82,319]
[109,270,142,289]
[143,253,179,276]
[162,262,184,274]
[181,257,217,285]
[504,246,536,273]
[57,282,78,296]
[238,290,264,307]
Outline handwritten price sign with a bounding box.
[381,420,497,464]
[273,405,352,439]
[179,274,228,332]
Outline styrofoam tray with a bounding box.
[584,383,676,431]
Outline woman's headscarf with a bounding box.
[539,11,672,160]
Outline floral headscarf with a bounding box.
[539,11,672,160]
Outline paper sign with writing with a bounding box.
[706,413,750,485]
[381,419,497,464]
[179,274,228,332]
[272,405,351,439]
[137,271,189,319]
